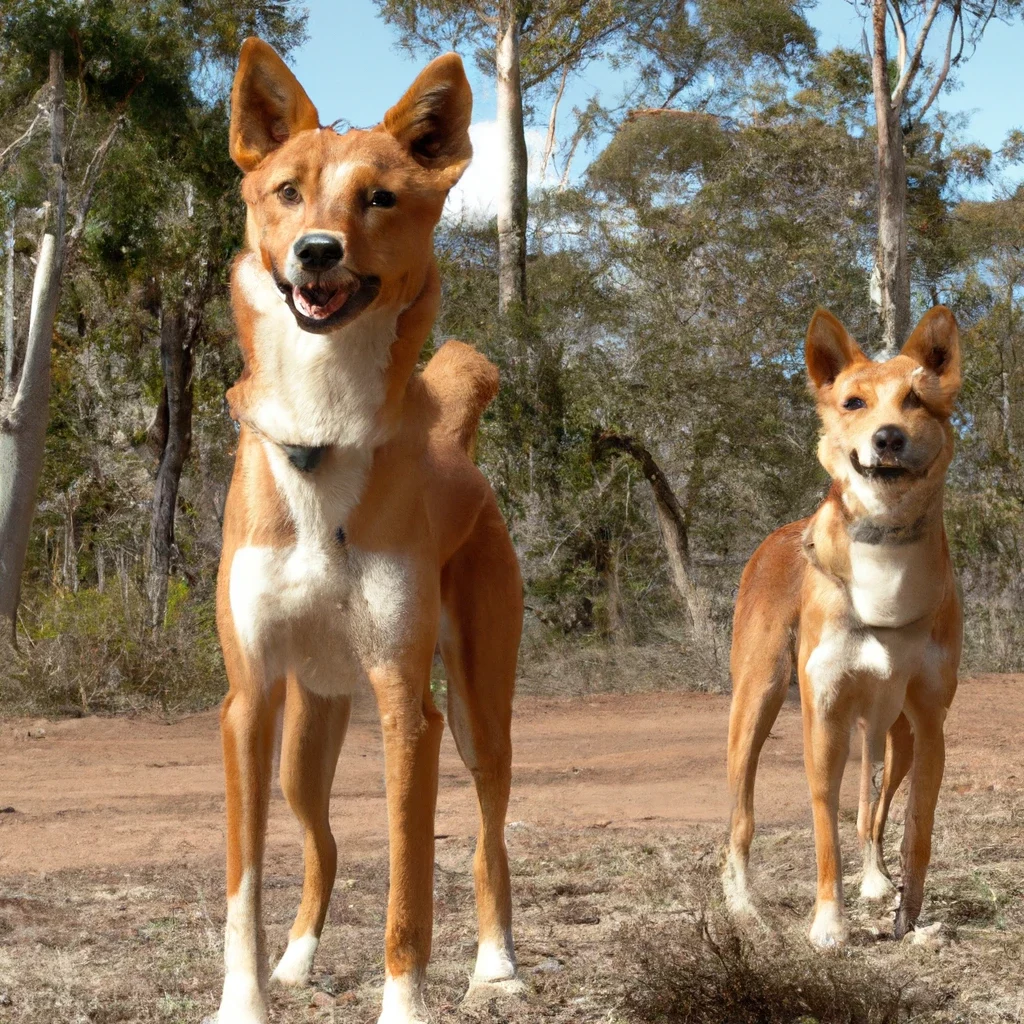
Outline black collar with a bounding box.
[847,514,927,546]
[279,443,328,473]
[240,419,329,474]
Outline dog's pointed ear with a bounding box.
[900,306,961,413]
[380,53,472,188]
[230,37,319,172]
[805,309,867,391]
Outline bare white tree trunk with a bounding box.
[496,5,528,316]
[0,51,66,640]
[872,0,911,357]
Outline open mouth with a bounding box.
[292,282,353,321]
[273,269,381,334]
[850,451,911,482]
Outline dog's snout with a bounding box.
[872,425,907,456]
[294,233,343,271]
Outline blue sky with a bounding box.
[289,1,1023,215]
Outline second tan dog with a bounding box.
[724,307,963,945]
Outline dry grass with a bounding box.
[1,768,1022,1024]
[516,640,726,698]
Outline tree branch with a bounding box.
[917,3,960,119]
[65,111,127,258]
[888,0,908,79]
[0,103,48,178]
[891,0,943,111]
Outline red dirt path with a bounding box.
[1,676,1021,877]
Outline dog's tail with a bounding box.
[422,341,499,456]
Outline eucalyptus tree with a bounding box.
[867,0,1021,355]
[0,0,306,637]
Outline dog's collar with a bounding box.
[240,419,329,474]
[847,514,927,546]
[278,443,328,473]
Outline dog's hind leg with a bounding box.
[439,497,524,1001]
[271,678,351,987]
[858,713,913,902]
[725,640,791,918]
[724,526,802,919]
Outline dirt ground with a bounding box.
[0,676,1022,1022]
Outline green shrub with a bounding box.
[1,582,225,716]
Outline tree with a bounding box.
[868,0,1019,355]
[374,1,648,318]
[0,0,306,637]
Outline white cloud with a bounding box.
[445,119,559,223]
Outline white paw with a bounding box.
[808,901,848,948]
[472,934,518,984]
[270,933,318,987]
[217,972,268,1024]
[722,855,760,922]
[859,866,896,902]
[377,972,428,1024]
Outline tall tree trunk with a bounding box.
[3,212,15,384]
[872,0,911,357]
[593,432,718,665]
[0,51,66,641]
[495,4,528,316]
[62,489,78,592]
[146,304,194,629]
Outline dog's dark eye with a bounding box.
[370,189,397,208]
[842,396,866,411]
[279,183,301,205]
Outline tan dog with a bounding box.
[724,307,963,945]
[214,39,523,1024]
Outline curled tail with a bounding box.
[422,340,499,455]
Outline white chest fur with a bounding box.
[228,256,413,690]
[229,540,413,694]
[805,620,929,725]
[848,538,935,629]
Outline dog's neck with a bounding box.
[226,252,439,454]
[803,476,949,628]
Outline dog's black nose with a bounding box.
[872,425,907,455]
[294,233,342,271]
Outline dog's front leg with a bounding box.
[370,660,444,1024]
[800,686,853,947]
[217,682,283,1024]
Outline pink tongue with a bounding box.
[292,283,352,320]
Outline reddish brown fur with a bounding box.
[212,39,523,1024]
[725,307,963,945]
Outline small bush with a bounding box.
[1,582,225,716]
[618,900,935,1024]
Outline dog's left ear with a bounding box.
[230,37,320,172]
[381,53,473,188]
[900,306,961,414]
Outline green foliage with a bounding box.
[2,582,225,715]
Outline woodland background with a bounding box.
[2,0,1023,714]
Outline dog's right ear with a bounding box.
[805,310,867,391]
[230,37,319,172]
